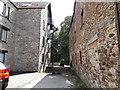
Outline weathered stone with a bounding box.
[102,76,108,82]
[69,2,119,88]
[109,33,115,38]
[0,0,52,72]
[100,67,106,71]
[108,82,117,88]
[108,73,113,76]
[109,68,116,75]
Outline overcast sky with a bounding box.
[11,0,75,28]
[50,0,75,28]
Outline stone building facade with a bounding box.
[69,1,120,88]
[0,0,52,72]
[0,0,16,67]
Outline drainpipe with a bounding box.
[115,1,120,88]
[115,2,120,50]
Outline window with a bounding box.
[0,25,10,42]
[0,28,7,42]
[75,53,77,65]
[42,37,45,47]
[42,54,44,63]
[0,52,5,63]
[43,20,45,31]
[81,9,84,25]
[79,51,82,64]
[1,28,7,42]
[80,9,84,29]
[0,1,10,19]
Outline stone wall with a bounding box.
[0,1,51,72]
[0,0,17,70]
[117,2,120,88]
[11,9,41,71]
[69,2,119,88]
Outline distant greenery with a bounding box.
[51,16,72,65]
[51,31,60,62]
[59,16,72,65]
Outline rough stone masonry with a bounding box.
[69,1,120,88]
[0,0,52,72]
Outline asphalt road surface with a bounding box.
[7,72,47,88]
[6,71,78,90]
[32,73,77,88]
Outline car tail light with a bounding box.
[3,69,9,73]
[0,69,9,73]
[0,68,10,80]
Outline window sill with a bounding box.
[0,14,9,19]
[0,40,7,44]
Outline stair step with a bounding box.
[45,66,71,73]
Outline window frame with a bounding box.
[42,54,44,63]
[0,24,10,43]
[0,1,10,19]
[0,51,5,63]
[81,9,84,25]
[42,36,45,47]
[80,9,84,29]
[79,51,82,64]
[1,28,7,42]
[43,20,45,31]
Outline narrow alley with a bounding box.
[6,67,86,89]
[0,0,120,89]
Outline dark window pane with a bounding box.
[79,51,82,64]
[81,9,84,25]
[0,2,10,19]
[1,29,7,42]
[42,54,44,62]
[43,20,45,31]
[2,4,6,15]
[0,53,5,63]
[5,6,10,18]
[42,37,45,47]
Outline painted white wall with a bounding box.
[38,4,51,72]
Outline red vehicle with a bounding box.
[0,62,10,90]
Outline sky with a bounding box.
[11,0,75,29]
[50,0,75,28]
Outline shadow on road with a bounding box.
[32,72,87,88]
